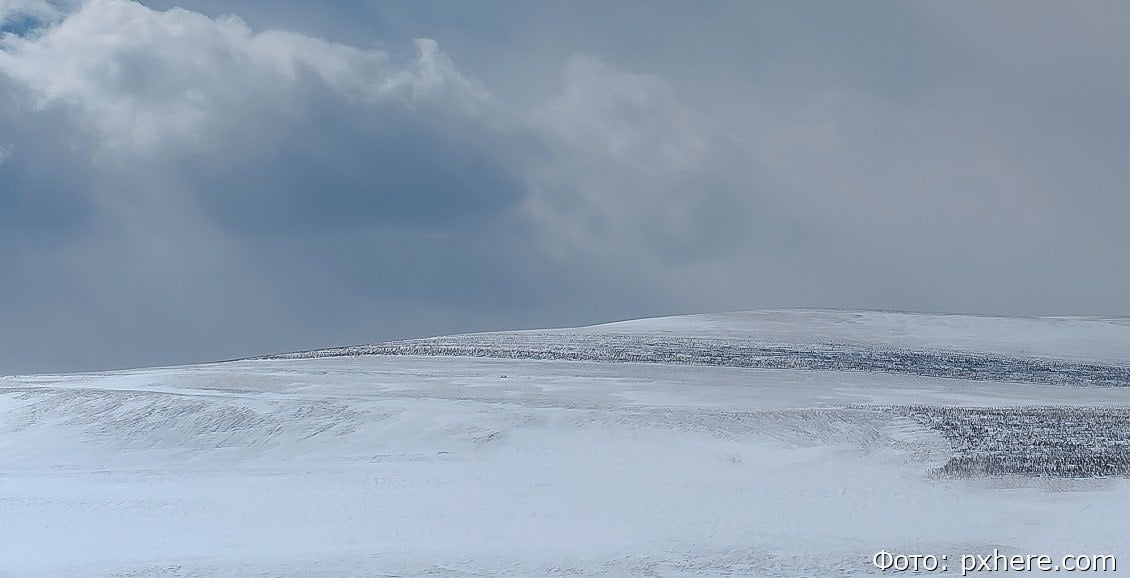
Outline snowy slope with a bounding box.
[2,310,1129,576]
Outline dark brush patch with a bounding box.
[884,405,1130,478]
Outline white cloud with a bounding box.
[535,56,708,170]
[0,0,486,152]
[0,143,11,165]
[525,55,745,268]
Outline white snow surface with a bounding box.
[2,310,1129,576]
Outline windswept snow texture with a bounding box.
[4,310,1130,576]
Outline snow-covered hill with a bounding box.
[277,309,1130,365]
[2,310,1129,575]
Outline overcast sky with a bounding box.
[1,0,1128,373]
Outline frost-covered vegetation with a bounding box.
[888,405,1130,477]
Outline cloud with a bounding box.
[0,0,1128,373]
[0,82,96,241]
[0,1,487,152]
[0,0,539,235]
[0,0,661,374]
[0,0,547,372]
[0,0,69,28]
[526,55,777,284]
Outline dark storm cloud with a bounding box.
[0,0,1127,373]
[176,86,536,235]
[0,86,95,242]
[0,0,665,373]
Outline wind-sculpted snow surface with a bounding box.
[4,311,1130,576]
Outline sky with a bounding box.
[1,0,1128,373]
